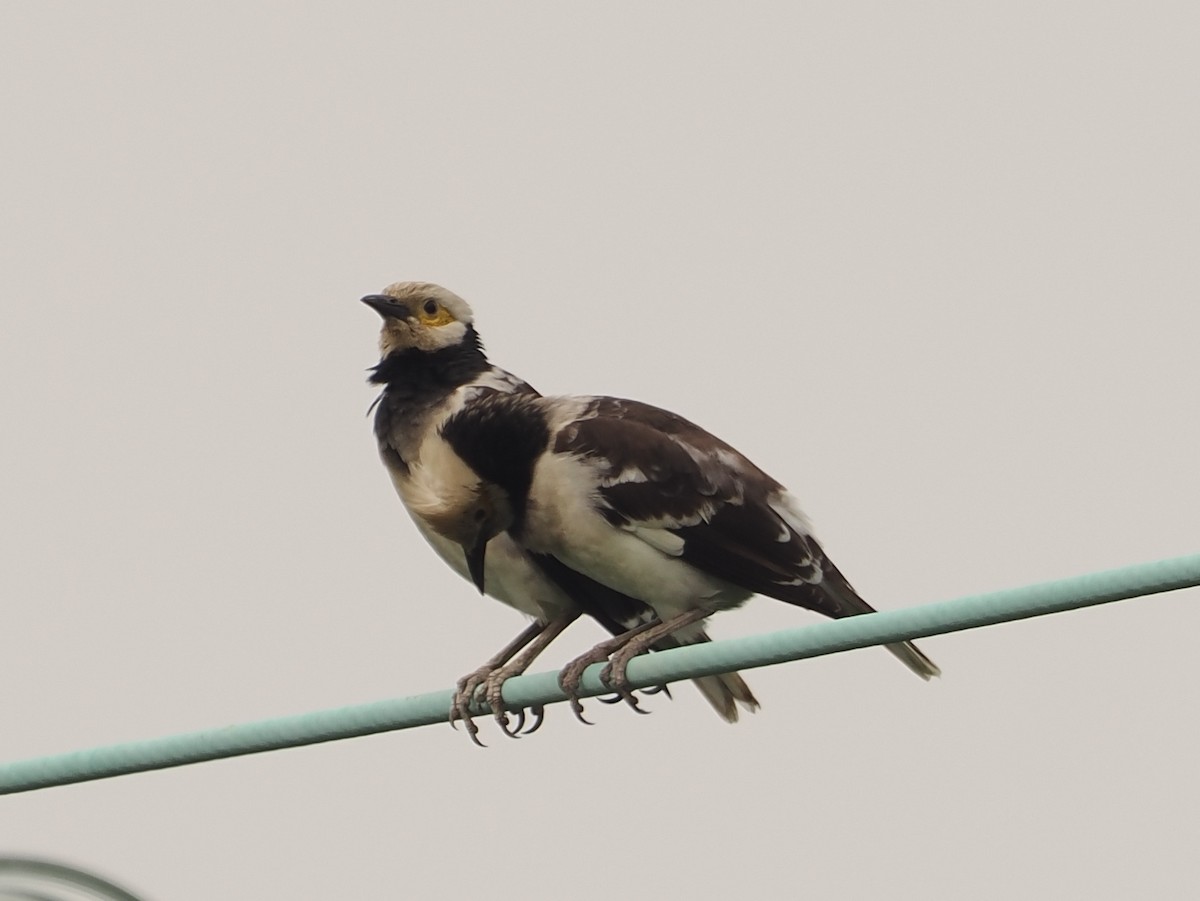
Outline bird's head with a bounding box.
[362,282,476,358]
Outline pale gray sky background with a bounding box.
[2,4,1197,899]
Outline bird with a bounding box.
[363,282,758,743]
[423,296,942,713]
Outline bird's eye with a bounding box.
[423,299,438,316]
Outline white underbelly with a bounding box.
[407,512,574,622]
[554,523,749,620]
[524,457,750,620]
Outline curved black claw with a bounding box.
[449,701,487,746]
[449,692,468,732]
[450,705,487,748]
[598,663,652,716]
[521,705,545,735]
[569,697,594,726]
[448,700,467,733]
[558,667,597,726]
[498,707,525,739]
[449,677,490,747]
[599,684,668,704]
[625,694,651,716]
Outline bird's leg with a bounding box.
[557,620,662,723]
[483,610,580,738]
[450,620,546,746]
[601,608,713,706]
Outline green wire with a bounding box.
[3,552,1197,795]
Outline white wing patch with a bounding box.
[601,466,649,487]
[768,491,814,537]
[628,525,686,556]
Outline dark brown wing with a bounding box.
[555,397,864,619]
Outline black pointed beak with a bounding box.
[465,538,488,594]
[361,294,412,320]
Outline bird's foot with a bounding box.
[449,657,548,744]
[448,667,492,747]
[558,643,619,725]
[596,608,711,713]
[598,651,651,715]
[559,628,661,723]
[445,617,574,745]
[595,652,652,715]
[482,662,544,739]
[556,619,672,724]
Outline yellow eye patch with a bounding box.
[419,305,456,327]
